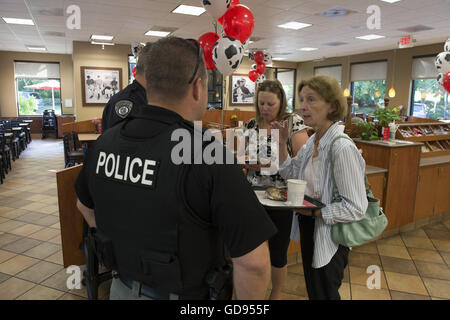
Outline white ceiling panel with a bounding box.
[0,0,448,60]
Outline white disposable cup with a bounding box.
[287,179,307,206]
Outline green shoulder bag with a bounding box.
[329,136,388,247]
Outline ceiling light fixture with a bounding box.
[277,22,312,30]
[298,47,318,51]
[145,30,171,37]
[172,5,206,16]
[380,0,402,4]
[27,46,47,51]
[356,34,385,40]
[91,35,114,41]
[91,41,115,46]
[2,17,34,25]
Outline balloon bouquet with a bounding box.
[199,0,267,83]
[435,38,450,94]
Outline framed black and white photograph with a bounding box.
[229,74,256,106]
[81,66,122,106]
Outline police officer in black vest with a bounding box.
[75,37,277,300]
[100,43,152,132]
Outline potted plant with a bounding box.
[373,104,401,140]
[355,121,380,141]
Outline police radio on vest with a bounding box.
[96,152,156,186]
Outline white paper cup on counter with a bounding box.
[287,179,307,206]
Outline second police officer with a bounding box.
[75,37,277,300]
[101,43,151,131]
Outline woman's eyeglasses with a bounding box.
[186,39,203,84]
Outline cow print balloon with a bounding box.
[437,73,444,88]
[435,52,450,74]
[445,38,450,53]
[263,52,272,66]
[256,74,266,84]
[213,36,244,76]
[202,0,232,20]
[250,64,257,71]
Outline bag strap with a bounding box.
[328,135,374,202]
[286,115,294,157]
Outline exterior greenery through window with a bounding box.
[411,79,449,120]
[16,78,62,116]
[351,80,386,115]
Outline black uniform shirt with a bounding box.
[101,80,147,131]
[76,105,277,258]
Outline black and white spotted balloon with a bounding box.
[250,63,257,71]
[445,38,450,53]
[435,52,450,74]
[256,74,266,84]
[212,36,244,76]
[202,0,232,20]
[437,73,444,88]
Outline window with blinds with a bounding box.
[350,61,387,115]
[314,65,342,84]
[410,56,449,120]
[14,61,62,116]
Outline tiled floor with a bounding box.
[0,138,449,300]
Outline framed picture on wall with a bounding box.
[229,74,256,106]
[81,66,122,106]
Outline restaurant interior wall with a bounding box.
[72,41,131,122]
[295,42,444,113]
[0,51,75,117]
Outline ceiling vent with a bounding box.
[44,31,66,37]
[33,8,64,16]
[324,41,348,46]
[320,7,357,18]
[398,25,434,33]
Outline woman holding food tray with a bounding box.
[242,79,309,300]
[272,75,368,300]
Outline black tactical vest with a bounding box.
[87,115,226,299]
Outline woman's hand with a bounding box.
[270,121,289,146]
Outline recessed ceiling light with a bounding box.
[27,46,46,51]
[172,5,206,16]
[91,35,114,41]
[380,0,402,3]
[356,34,385,40]
[2,17,34,25]
[273,57,287,61]
[91,41,115,46]
[298,47,318,51]
[277,22,312,30]
[145,30,171,37]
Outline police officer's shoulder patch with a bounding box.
[115,100,133,119]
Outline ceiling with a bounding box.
[0,0,449,62]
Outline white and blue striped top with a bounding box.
[279,123,368,268]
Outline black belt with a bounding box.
[119,277,178,300]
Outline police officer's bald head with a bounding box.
[142,37,207,104]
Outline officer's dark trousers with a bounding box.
[298,215,349,300]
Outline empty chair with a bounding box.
[63,133,84,167]
[0,134,12,174]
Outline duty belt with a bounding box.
[119,276,179,300]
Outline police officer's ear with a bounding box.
[192,77,205,102]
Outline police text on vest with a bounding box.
[96,152,156,186]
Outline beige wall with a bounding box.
[296,43,444,113]
[72,41,131,121]
[0,51,74,117]
[224,57,297,111]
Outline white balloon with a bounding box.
[256,74,266,84]
[445,38,450,53]
[263,52,272,66]
[202,0,232,20]
[435,52,450,74]
[250,64,257,71]
[437,73,444,88]
[212,36,244,77]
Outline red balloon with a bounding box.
[198,32,220,70]
[444,72,450,94]
[132,66,136,78]
[249,70,259,82]
[223,5,254,44]
[217,0,240,24]
[253,51,265,64]
[256,63,266,75]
